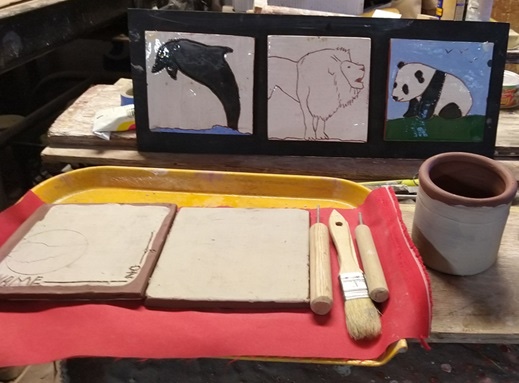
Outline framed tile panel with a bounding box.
[129,10,508,158]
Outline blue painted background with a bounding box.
[387,39,494,120]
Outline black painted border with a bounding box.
[128,9,508,158]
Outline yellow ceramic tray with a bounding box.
[31,166,407,366]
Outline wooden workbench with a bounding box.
[41,80,519,344]
[401,205,519,344]
[41,79,519,182]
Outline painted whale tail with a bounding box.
[206,45,240,130]
[217,70,240,130]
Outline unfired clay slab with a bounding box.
[145,207,310,309]
[0,203,176,300]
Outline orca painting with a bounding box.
[152,38,241,130]
[145,32,254,135]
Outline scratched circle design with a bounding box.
[6,229,88,275]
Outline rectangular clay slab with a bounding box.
[0,203,176,300]
[145,207,310,309]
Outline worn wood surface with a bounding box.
[0,0,65,16]
[0,0,27,11]
[43,80,519,182]
[41,147,428,181]
[400,204,519,343]
[495,108,519,156]
[46,79,136,149]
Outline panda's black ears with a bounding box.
[397,61,406,69]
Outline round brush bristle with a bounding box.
[344,298,382,340]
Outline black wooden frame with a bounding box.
[128,9,508,158]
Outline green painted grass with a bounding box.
[385,115,485,142]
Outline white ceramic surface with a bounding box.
[413,188,511,275]
[267,35,371,142]
[146,31,254,134]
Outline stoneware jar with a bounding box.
[412,152,517,276]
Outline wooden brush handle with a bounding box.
[329,210,382,340]
[310,222,333,315]
[355,224,389,303]
[328,210,361,274]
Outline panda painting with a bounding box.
[392,61,473,120]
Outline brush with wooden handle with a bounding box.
[355,212,389,303]
[329,210,381,340]
[309,206,333,315]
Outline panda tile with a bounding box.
[385,38,493,142]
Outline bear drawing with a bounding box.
[392,61,472,120]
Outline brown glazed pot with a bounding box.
[412,152,517,276]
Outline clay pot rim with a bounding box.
[419,152,518,206]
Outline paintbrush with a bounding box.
[329,210,382,340]
[355,212,389,303]
[309,206,333,315]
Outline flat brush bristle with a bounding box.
[345,298,382,340]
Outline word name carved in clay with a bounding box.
[0,274,43,287]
